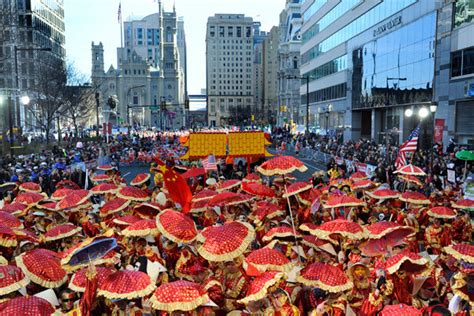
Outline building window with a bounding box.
[451,47,474,77]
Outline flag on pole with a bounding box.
[202,154,218,171]
[395,124,421,169]
[118,2,122,23]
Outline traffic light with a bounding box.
[107,95,118,109]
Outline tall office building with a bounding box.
[277,0,302,126]
[206,14,255,127]
[0,0,65,131]
[253,22,267,125]
[92,1,187,130]
[301,0,439,143]
[263,26,280,125]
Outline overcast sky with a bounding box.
[64,0,284,94]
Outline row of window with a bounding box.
[211,68,252,73]
[208,25,252,38]
[212,80,252,84]
[452,46,474,78]
[211,74,252,79]
[302,0,416,64]
[303,0,360,44]
[303,0,328,22]
[210,91,253,96]
[302,54,347,82]
[210,86,252,90]
[208,39,252,44]
[301,83,347,104]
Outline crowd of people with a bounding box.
[0,129,472,315]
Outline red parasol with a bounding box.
[262,226,301,242]
[380,304,422,316]
[243,173,261,183]
[400,191,430,205]
[427,206,457,219]
[444,243,474,263]
[150,280,209,312]
[0,211,23,228]
[98,270,156,300]
[0,296,55,316]
[385,251,428,274]
[197,221,255,261]
[297,262,353,293]
[56,179,80,190]
[182,167,206,179]
[1,202,27,216]
[323,195,365,208]
[69,266,115,292]
[301,219,365,240]
[352,179,376,190]
[394,164,426,176]
[241,181,275,198]
[130,173,150,186]
[43,223,82,242]
[192,189,218,202]
[51,188,73,200]
[112,215,142,226]
[257,156,307,176]
[301,235,337,255]
[133,202,163,219]
[15,248,67,288]
[451,199,474,209]
[349,171,368,181]
[36,201,58,211]
[399,175,423,187]
[117,186,150,202]
[97,165,115,171]
[238,272,284,304]
[100,198,130,217]
[15,192,45,205]
[207,192,253,207]
[297,188,321,206]
[121,219,159,237]
[90,183,119,194]
[366,189,400,200]
[250,202,284,224]
[0,265,29,295]
[19,181,41,193]
[365,221,414,240]
[90,174,111,182]
[244,248,292,274]
[282,182,312,198]
[156,209,198,244]
[57,189,91,210]
[190,199,210,213]
[216,179,242,192]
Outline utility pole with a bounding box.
[95,92,100,140]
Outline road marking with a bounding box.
[122,172,130,178]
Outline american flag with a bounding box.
[395,125,421,169]
[202,154,218,171]
[118,2,122,24]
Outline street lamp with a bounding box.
[405,108,413,117]
[21,95,30,105]
[418,107,429,119]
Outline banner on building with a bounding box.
[434,119,445,144]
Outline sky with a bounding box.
[64,0,285,95]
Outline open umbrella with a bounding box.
[100,198,130,217]
[380,304,422,316]
[455,149,474,161]
[0,296,55,316]
[297,262,353,293]
[398,175,423,187]
[56,180,80,190]
[364,221,414,240]
[150,280,209,312]
[262,226,301,242]
[0,226,22,247]
[349,171,368,181]
[0,265,29,296]
[451,199,474,210]
[241,182,275,198]
[238,272,284,304]
[257,156,307,176]
[394,164,426,176]
[130,173,150,186]
[15,192,45,205]
[352,179,376,190]
[15,248,67,288]
[0,182,17,194]
[0,211,23,228]
[385,251,428,274]
[43,223,82,242]
[36,201,58,212]
[323,195,365,208]
[444,243,474,263]
[117,186,150,202]
[19,182,41,193]
[113,215,142,226]
[182,167,206,179]
[427,206,457,219]
[400,191,430,205]
[250,203,284,224]
[300,219,365,240]
[282,182,312,198]
[156,210,197,244]
[243,173,261,183]
[61,237,117,267]
[121,219,159,237]
[192,189,218,202]
[216,179,242,192]
[97,165,115,171]
[1,202,28,216]
[207,192,253,207]
[133,202,163,219]
[98,270,156,300]
[69,266,115,292]
[51,188,73,200]
[244,248,291,274]
[90,183,119,194]
[300,235,337,255]
[57,190,91,210]
[190,199,209,213]
[197,221,255,262]
[366,189,400,200]
[90,174,111,182]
